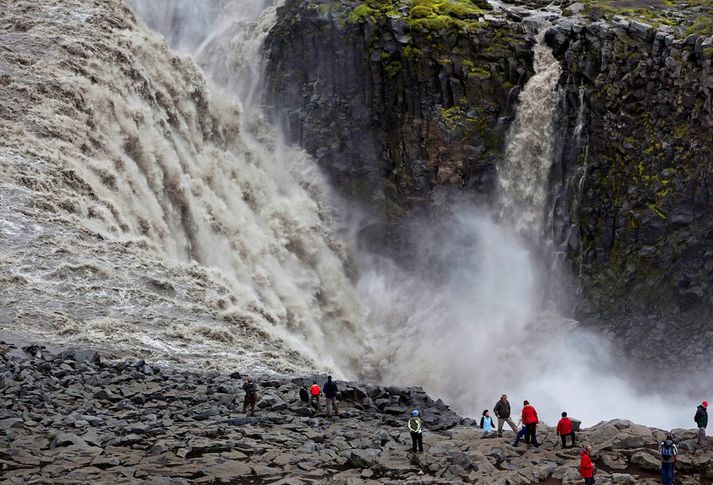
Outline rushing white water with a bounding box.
[498,31,563,237]
[0,0,365,375]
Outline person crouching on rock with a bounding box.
[659,433,678,485]
[323,375,338,417]
[521,400,540,448]
[310,380,321,410]
[557,411,575,448]
[242,377,258,416]
[408,409,424,453]
[579,444,595,485]
[480,410,497,438]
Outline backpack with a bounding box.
[661,443,674,458]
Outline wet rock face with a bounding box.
[266,0,534,208]
[547,19,713,374]
[3,341,713,483]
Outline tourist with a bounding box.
[557,411,576,448]
[241,377,258,416]
[299,385,309,406]
[493,394,518,436]
[480,410,497,438]
[323,375,339,417]
[408,409,424,453]
[310,380,321,410]
[521,400,539,447]
[695,401,708,447]
[579,444,595,485]
[659,434,678,485]
[511,421,527,447]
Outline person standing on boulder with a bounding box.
[521,400,539,447]
[310,380,321,410]
[695,400,708,447]
[408,409,424,453]
[242,377,258,416]
[323,375,339,417]
[579,444,595,485]
[557,411,576,448]
[659,434,678,485]
[494,394,518,436]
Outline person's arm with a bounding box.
[479,417,484,429]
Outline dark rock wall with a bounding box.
[547,20,713,364]
[266,0,534,211]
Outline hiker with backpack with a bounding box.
[310,380,321,410]
[323,375,339,417]
[408,409,424,453]
[579,444,595,485]
[695,400,708,447]
[241,377,258,416]
[659,434,678,485]
[557,411,576,448]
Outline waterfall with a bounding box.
[1,0,364,375]
[497,31,563,238]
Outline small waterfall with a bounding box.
[497,31,563,238]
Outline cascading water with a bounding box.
[0,0,365,375]
[498,31,563,239]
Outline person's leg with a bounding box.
[497,418,504,436]
[513,428,525,445]
[561,435,567,448]
[531,424,539,447]
[506,417,518,433]
[325,398,332,416]
[242,397,248,414]
[250,396,256,415]
[571,432,576,447]
[410,432,417,452]
[699,427,706,446]
[418,433,423,452]
[524,425,531,445]
[663,462,674,485]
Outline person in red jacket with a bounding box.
[557,411,576,448]
[580,444,595,484]
[521,400,539,447]
[310,380,321,410]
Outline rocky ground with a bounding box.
[2,341,713,484]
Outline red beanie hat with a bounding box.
[703,401,709,408]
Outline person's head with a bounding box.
[247,377,253,383]
[482,410,489,416]
[312,380,317,385]
[583,444,592,453]
[500,394,508,401]
[562,412,568,418]
[666,434,674,441]
[523,400,530,406]
[703,401,709,408]
[411,410,419,417]
[327,375,332,381]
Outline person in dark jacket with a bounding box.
[323,375,339,417]
[299,385,309,406]
[521,400,539,447]
[493,394,518,436]
[242,377,258,416]
[557,412,575,448]
[659,434,678,485]
[579,444,595,485]
[695,401,708,446]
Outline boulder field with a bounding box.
[2,341,712,484]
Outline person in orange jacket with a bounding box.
[557,411,576,448]
[521,400,539,448]
[580,444,595,485]
[310,380,321,410]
